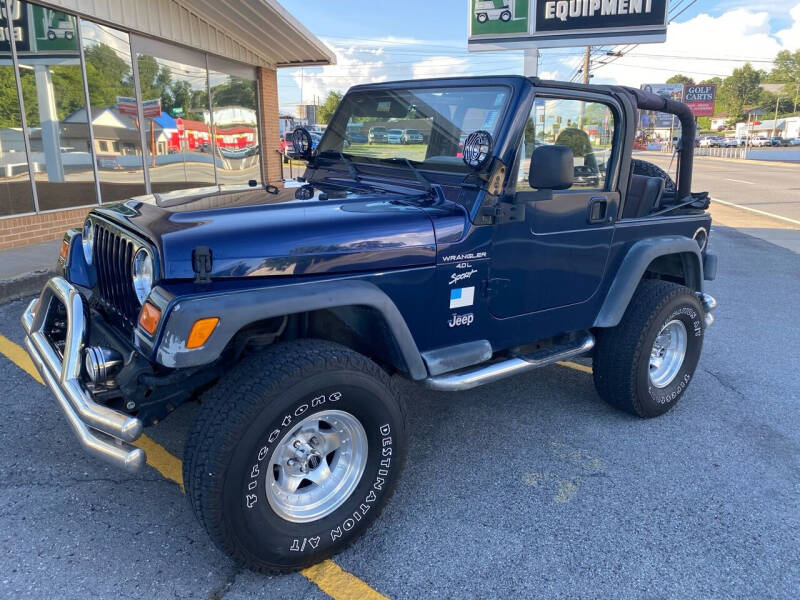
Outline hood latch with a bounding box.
[192,246,213,284]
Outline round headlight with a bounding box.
[132,248,153,305]
[82,220,94,265]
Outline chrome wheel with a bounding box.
[266,410,368,523]
[649,319,688,388]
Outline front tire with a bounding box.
[593,280,705,418]
[184,340,407,573]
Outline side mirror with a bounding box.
[529,145,573,190]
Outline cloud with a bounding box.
[411,56,471,80]
[288,43,390,102]
[777,3,800,50]
[588,7,797,87]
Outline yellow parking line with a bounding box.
[556,361,593,374]
[301,560,389,600]
[131,435,185,493]
[0,334,42,384]
[0,333,387,600]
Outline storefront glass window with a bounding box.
[14,1,96,211]
[208,58,260,186]
[80,20,145,202]
[0,3,35,216]
[135,41,215,193]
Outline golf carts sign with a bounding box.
[470,0,668,49]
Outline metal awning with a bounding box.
[175,0,335,68]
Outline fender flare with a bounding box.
[594,236,704,328]
[153,279,428,379]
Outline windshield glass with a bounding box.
[318,85,510,172]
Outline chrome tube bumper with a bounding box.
[699,293,718,328]
[21,277,145,472]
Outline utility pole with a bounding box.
[582,46,591,84]
[579,46,590,127]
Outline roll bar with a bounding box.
[622,87,696,199]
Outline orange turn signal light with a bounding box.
[186,317,219,349]
[138,302,162,335]
[59,239,70,260]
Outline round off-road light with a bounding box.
[82,220,94,265]
[132,248,153,305]
[84,346,122,384]
[462,130,493,170]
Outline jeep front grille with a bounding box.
[93,223,140,327]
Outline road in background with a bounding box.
[1,220,799,599]
[636,152,800,222]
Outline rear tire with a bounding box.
[593,280,704,418]
[184,339,407,573]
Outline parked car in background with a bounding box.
[750,137,769,147]
[401,129,424,144]
[767,137,785,147]
[348,131,368,144]
[722,138,740,148]
[368,126,388,143]
[789,138,800,146]
[96,155,123,170]
[386,129,404,144]
[699,136,719,148]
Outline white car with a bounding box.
[722,138,740,148]
[386,129,403,144]
[750,137,769,147]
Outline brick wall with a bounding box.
[257,66,281,184]
[0,207,91,251]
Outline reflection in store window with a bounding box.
[13,1,97,211]
[0,3,36,216]
[80,20,145,202]
[209,68,260,185]
[137,51,215,193]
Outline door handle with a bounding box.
[588,196,609,224]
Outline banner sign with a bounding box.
[640,83,683,129]
[142,99,162,119]
[683,84,717,117]
[469,0,668,50]
[116,96,138,116]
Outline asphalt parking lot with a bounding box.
[1,221,799,599]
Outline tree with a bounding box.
[767,49,800,113]
[83,42,133,109]
[317,91,343,124]
[717,63,763,123]
[667,75,695,86]
[211,77,255,111]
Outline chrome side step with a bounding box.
[423,332,595,392]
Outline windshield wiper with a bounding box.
[384,157,433,194]
[324,151,361,182]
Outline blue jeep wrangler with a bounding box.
[22,76,717,572]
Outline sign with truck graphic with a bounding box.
[470,0,530,37]
[469,0,668,50]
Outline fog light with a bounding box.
[84,346,123,384]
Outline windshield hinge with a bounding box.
[192,246,213,284]
[476,197,525,225]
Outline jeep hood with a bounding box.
[94,183,437,279]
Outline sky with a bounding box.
[277,0,800,114]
